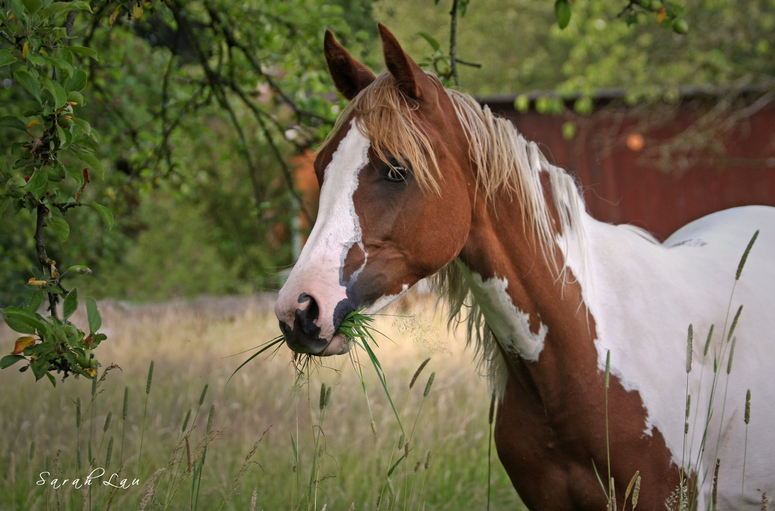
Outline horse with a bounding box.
[274,24,775,510]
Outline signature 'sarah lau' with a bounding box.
[37,468,140,490]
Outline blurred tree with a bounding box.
[1,0,375,307]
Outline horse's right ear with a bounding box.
[324,30,376,100]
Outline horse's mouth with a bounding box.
[322,333,351,356]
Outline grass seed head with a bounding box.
[103,411,112,432]
[745,389,751,424]
[410,358,431,389]
[122,386,129,421]
[727,336,737,375]
[728,305,743,343]
[605,350,611,389]
[206,404,215,435]
[424,450,432,469]
[319,383,327,411]
[704,325,714,356]
[398,433,405,450]
[736,229,759,280]
[424,372,435,397]
[145,360,154,395]
[182,408,192,432]
[105,436,113,469]
[199,383,209,406]
[325,386,332,407]
[686,324,693,373]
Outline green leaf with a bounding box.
[0,355,26,369]
[91,202,113,230]
[65,68,87,92]
[27,290,44,313]
[42,55,73,78]
[0,49,16,68]
[65,165,84,184]
[45,372,56,387]
[21,0,42,15]
[5,315,36,334]
[27,53,46,66]
[38,1,91,21]
[14,68,42,104]
[63,288,78,320]
[65,265,91,275]
[0,197,10,216]
[41,76,67,109]
[0,115,28,131]
[68,46,99,62]
[555,0,572,29]
[417,31,441,53]
[49,214,69,243]
[78,153,103,178]
[30,357,48,381]
[67,91,84,106]
[3,307,46,334]
[26,166,48,194]
[86,297,101,333]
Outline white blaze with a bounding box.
[276,123,370,339]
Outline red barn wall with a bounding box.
[483,97,775,240]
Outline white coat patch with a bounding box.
[458,262,548,360]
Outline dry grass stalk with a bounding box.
[138,467,165,511]
[623,470,640,510]
[712,459,720,511]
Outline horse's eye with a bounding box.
[385,164,409,183]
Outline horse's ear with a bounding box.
[378,23,434,101]
[324,30,376,100]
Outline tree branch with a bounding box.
[34,205,59,318]
[449,0,460,87]
[203,1,333,126]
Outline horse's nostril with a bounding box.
[295,293,321,336]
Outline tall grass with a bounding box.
[0,294,524,510]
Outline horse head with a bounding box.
[274,25,474,356]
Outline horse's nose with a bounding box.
[277,293,329,355]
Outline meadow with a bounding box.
[0,292,526,510]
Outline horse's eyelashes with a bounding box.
[385,163,411,183]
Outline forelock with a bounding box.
[319,72,444,194]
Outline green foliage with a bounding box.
[0,0,111,383]
[374,0,775,98]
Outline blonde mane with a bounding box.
[321,72,594,392]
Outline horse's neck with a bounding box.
[458,187,607,404]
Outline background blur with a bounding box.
[2,0,773,307]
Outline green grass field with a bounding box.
[0,294,526,510]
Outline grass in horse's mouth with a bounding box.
[229,308,404,433]
[337,308,405,435]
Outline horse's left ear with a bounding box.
[378,23,436,102]
[324,30,376,100]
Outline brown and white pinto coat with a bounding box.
[274,25,775,510]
